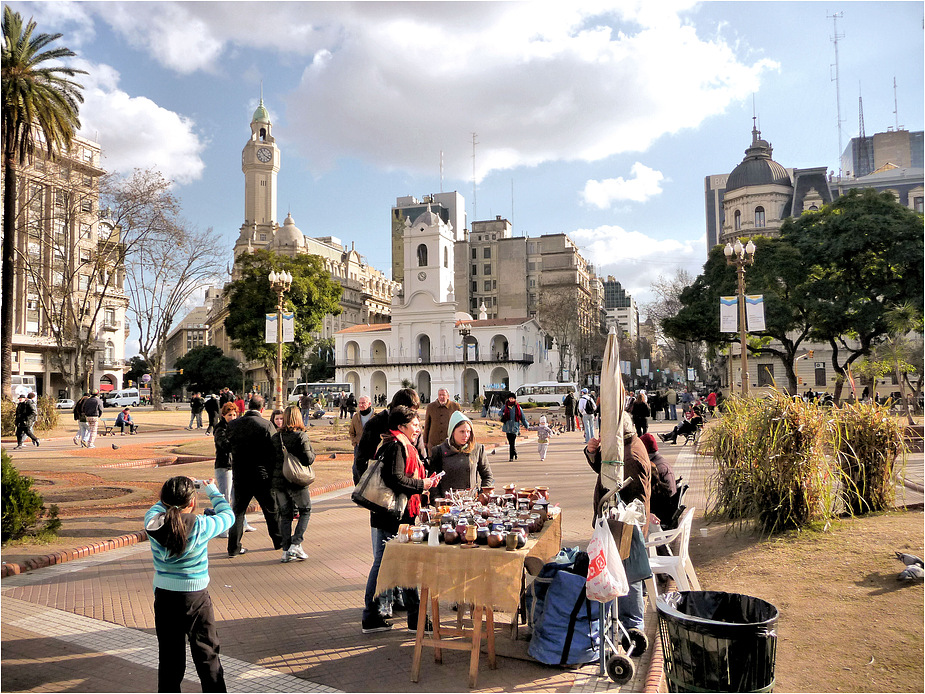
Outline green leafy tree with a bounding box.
[781,189,924,402]
[2,8,86,400]
[172,346,242,395]
[224,249,342,404]
[124,356,150,389]
[664,236,813,393]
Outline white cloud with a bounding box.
[73,59,207,184]
[50,2,775,181]
[570,224,705,305]
[581,162,665,208]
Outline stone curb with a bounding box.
[0,479,355,579]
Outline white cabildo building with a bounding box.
[335,205,559,403]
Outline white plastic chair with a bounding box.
[644,507,701,610]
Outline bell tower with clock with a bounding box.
[240,98,280,247]
[402,203,455,305]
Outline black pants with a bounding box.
[16,423,39,446]
[227,476,282,555]
[154,588,226,692]
[565,414,575,431]
[633,416,648,436]
[506,432,517,460]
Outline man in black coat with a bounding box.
[563,391,576,431]
[204,395,220,435]
[226,394,282,557]
[188,392,204,430]
[13,393,40,449]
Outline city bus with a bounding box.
[513,382,579,407]
[288,382,353,405]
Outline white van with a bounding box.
[10,374,36,399]
[105,388,140,408]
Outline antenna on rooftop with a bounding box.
[858,87,873,177]
[828,11,845,178]
[893,76,900,130]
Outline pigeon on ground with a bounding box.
[329,453,336,459]
[112,443,119,450]
[897,565,925,581]
[895,552,924,568]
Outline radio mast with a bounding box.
[828,12,845,177]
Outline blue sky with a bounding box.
[12,1,925,336]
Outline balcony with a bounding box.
[101,320,121,331]
[339,352,534,368]
[98,357,127,370]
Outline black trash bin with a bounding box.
[657,591,778,693]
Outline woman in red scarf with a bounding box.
[361,404,434,634]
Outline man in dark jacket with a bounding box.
[225,394,282,557]
[188,392,205,430]
[563,391,576,431]
[13,394,40,449]
[204,395,220,435]
[73,393,89,447]
[82,390,104,448]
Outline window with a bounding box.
[734,210,741,230]
[484,280,491,291]
[471,298,478,311]
[483,247,491,259]
[483,263,491,275]
[259,234,266,241]
[416,244,428,266]
[814,363,826,387]
[471,281,477,293]
[472,264,477,275]
[755,206,765,227]
[493,280,497,289]
[81,199,92,212]
[914,197,924,213]
[757,363,774,387]
[444,247,448,268]
[471,247,477,259]
[77,275,90,291]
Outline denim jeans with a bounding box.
[273,487,312,550]
[618,580,644,631]
[581,414,595,443]
[363,526,419,626]
[669,404,677,420]
[189,412,203,428]
[77,420,89,441]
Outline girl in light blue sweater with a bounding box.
[145,476,234,692]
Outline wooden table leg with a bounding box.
[485,606,497,669]
[468,605,483,689]
[411,587,428,683]
[431,597,442,663]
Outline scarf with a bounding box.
[390,429,426,517]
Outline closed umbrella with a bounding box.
[598,326,626,498]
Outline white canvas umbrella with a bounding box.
[598,326,626,497]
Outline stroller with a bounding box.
[524,488,651,684]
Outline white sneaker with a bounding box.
[244,524,256,533]
[280,550,292,563]
[289,544,308,560]
[87,444,96,448]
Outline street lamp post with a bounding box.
[268,270,293,408]
[724,239,756,396]
[457,320,472,402]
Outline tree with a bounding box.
[781,188,924,401]
[2,7,86,400]
[123,355,150,388]
[172,346,241,395]
[643,269,706,382]
[114,169,226,410]
[224,249,342,403]
[664,236,814,393]
[536,288,581,381]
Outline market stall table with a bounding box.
[377,513,562,688]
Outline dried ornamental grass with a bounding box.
[706,390,836,533]
[831,402,906,514]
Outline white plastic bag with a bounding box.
[585,516,630,601]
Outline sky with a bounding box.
[10,1,925,353]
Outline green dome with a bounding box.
[252,99,270,124]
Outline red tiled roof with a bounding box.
[335,323,392,334]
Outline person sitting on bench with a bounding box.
[115,407,138,435]
[658,411,703,445]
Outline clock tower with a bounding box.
[240,98,280,247]
[402,203,455,304]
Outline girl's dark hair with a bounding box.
[159,477,196,556]
[388,404,419,430]
[389,388,420,410]
[271,408,285,424]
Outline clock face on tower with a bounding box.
[417,271,427,281]
[256,147,273,163]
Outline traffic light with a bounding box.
[807,350,814,358]
[179,368,183,375]
[127,380,132,387]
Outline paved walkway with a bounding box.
[4,414,921,693]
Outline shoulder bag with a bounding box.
[279,432,315,487]
[351,450,408,519]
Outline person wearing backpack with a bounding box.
[577,388,596,443]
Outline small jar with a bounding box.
[411,526,425,543]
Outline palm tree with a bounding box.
[2,7,86,399]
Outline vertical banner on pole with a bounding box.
[687,368,696,382]
[282,311,295,342]
[265,313,277,343]
[745,295,766,332]
[720,296,738,332]
[640,358,650,375]
[467,343,477,361]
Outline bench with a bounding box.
[100,419,115,436]
[681,423,704,447]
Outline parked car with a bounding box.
[55,398,75,410]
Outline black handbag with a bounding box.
[351,453,408,519]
